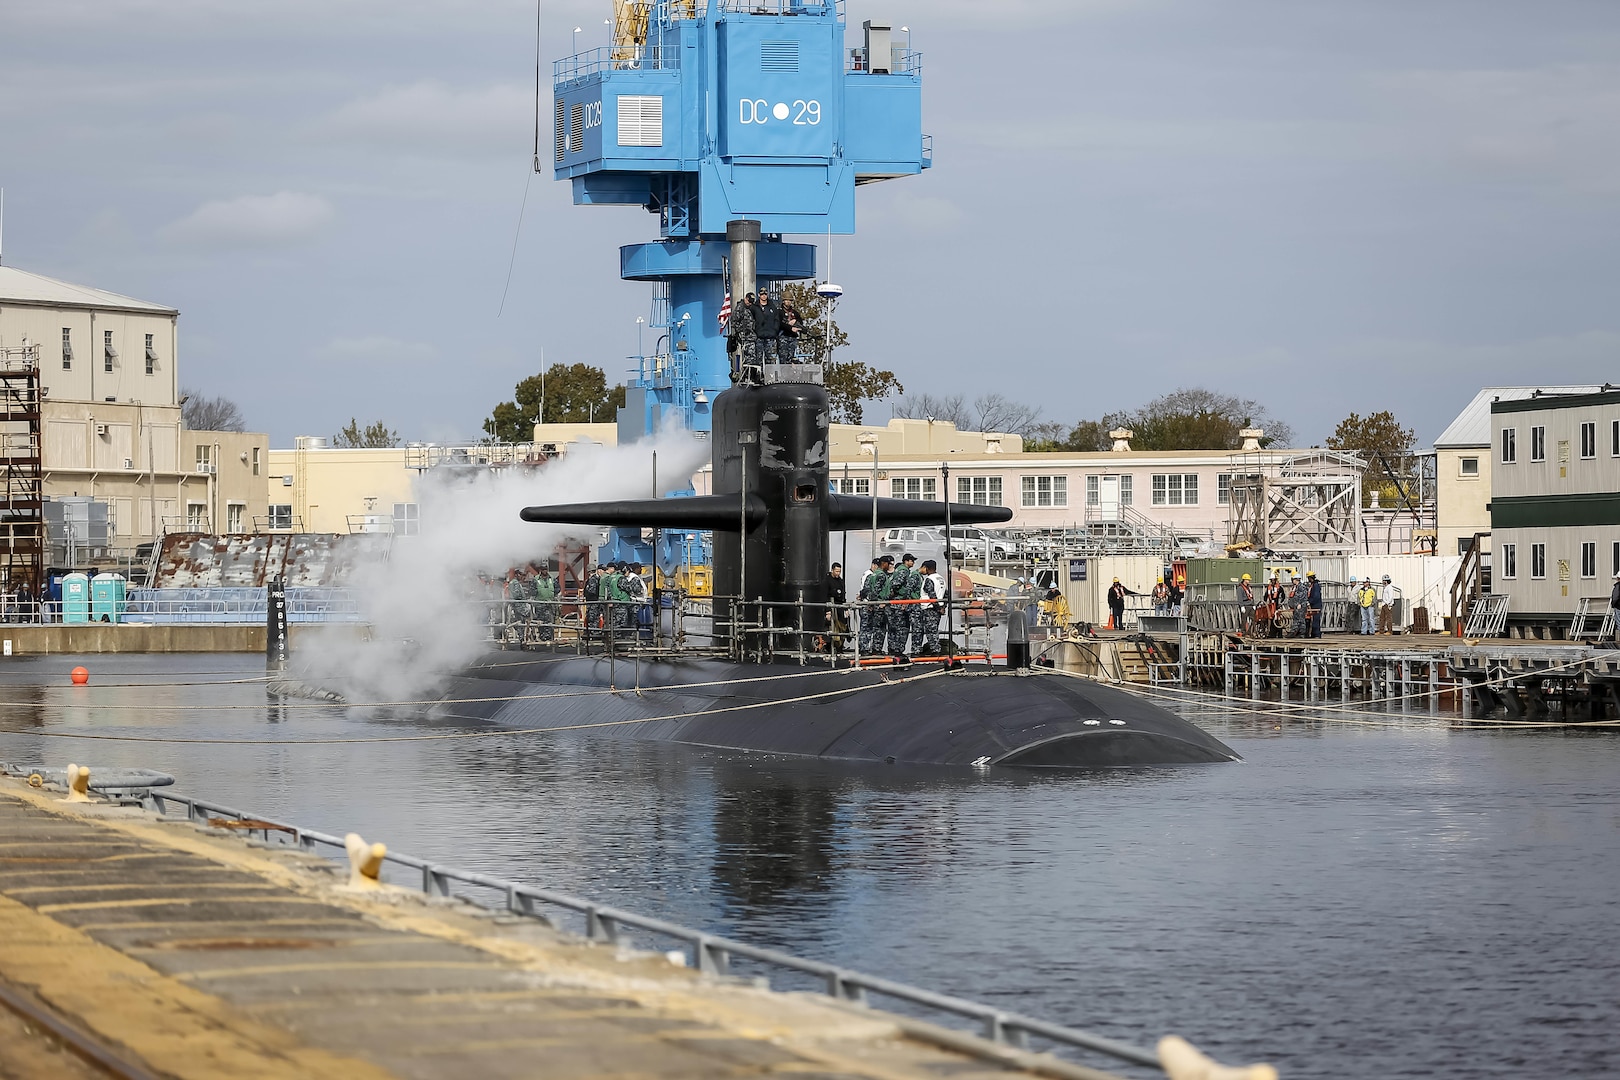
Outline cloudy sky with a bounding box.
[3,0,1618,447]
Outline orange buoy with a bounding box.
[70,666,89,685]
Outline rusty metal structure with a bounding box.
[149,532,391,588]
[0,344,43,595]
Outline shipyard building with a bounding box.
[0,265,267,588]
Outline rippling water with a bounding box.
[2,653,1616,1078]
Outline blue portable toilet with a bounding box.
[61,573,91,625]
[91,573,127,623]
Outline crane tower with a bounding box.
[553,0,928,443]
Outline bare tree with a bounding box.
[893,393,970,428]
[180,388,246,432]
[972,393,1043,436]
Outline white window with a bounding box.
[145,333,157,375]
[1086,475,1099,506]
[268,504,293,530]
[1119,474,1132,506]
[1580,422,1596,459]
[1499,543,1516,579]
[891,477,935,501]
[836,477,869,495]
[1020,475,1067,508]
[1581,541,1596,578]
[1531,543,1546,579]
[103,329,116,372]
[1151,474,1199,506]
[957,476,1001,505]
[61,328,72,370]
[1530,426,1546,462]
[226,502,245,532]
[1460,457,1479,477]
[393,502,420,536]
[251,447,261,476]
[185,502,207,530]
[194,445,212,471]
[617,95,664,147]
[1217,473,1232,505]
[1501,428,1516,463]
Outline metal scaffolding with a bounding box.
[1228,450,1363,556]
[0,345,43,596]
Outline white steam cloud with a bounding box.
[299,430,710,704]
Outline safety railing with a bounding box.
[142,787,1164,1075]
[554,45,679,87]
[122,587,364,624]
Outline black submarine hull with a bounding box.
[427,655,1239,768]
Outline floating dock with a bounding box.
[1047,631,1620,723]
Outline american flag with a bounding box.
[717,291,731,331]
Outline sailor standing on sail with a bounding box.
[728,293,758,380]
[754,292,781,368]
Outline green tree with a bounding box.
[779,282,902,424]
[486,363,628,443]
[1328,410,1416,507]
[1034,388,1295,453]
[333,418,399,448]
[1026,419,1112,453]
[1125,388,1294,451]
[825,362,904,425]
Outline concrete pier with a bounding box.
[0,777,1117,1080]
[0,624,358,655]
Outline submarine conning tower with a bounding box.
[520,218,1011,648]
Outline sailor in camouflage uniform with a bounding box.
[887,553,922,659]
[505,567,534,648]
[530,563,557,644]
[858,557,889,655]
[727,292,758,380]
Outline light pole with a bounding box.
[636,315,645,358]
[572,26,582,53]
[900,25,911,56]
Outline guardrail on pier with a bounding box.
[145,788,1169,1075]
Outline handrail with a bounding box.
[143,788,1165,1072]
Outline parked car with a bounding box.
[944,526,1018,560]
[878,527,946,563]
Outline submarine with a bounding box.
[422,224,1238,769]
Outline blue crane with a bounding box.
[552,0,929,569]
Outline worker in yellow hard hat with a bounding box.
[1238,571,1256,632]
[1152,576,1171,616]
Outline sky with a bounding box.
[2,0,1618,449]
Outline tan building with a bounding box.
[0,265,268,560]
[264,441,423,535]
[1432,385,1605,558]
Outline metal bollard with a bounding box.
[64,763,92,803]
[344,832,387,889]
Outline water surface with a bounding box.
[1,654,1615,1078]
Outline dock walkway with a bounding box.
[0,778,1105,1080]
